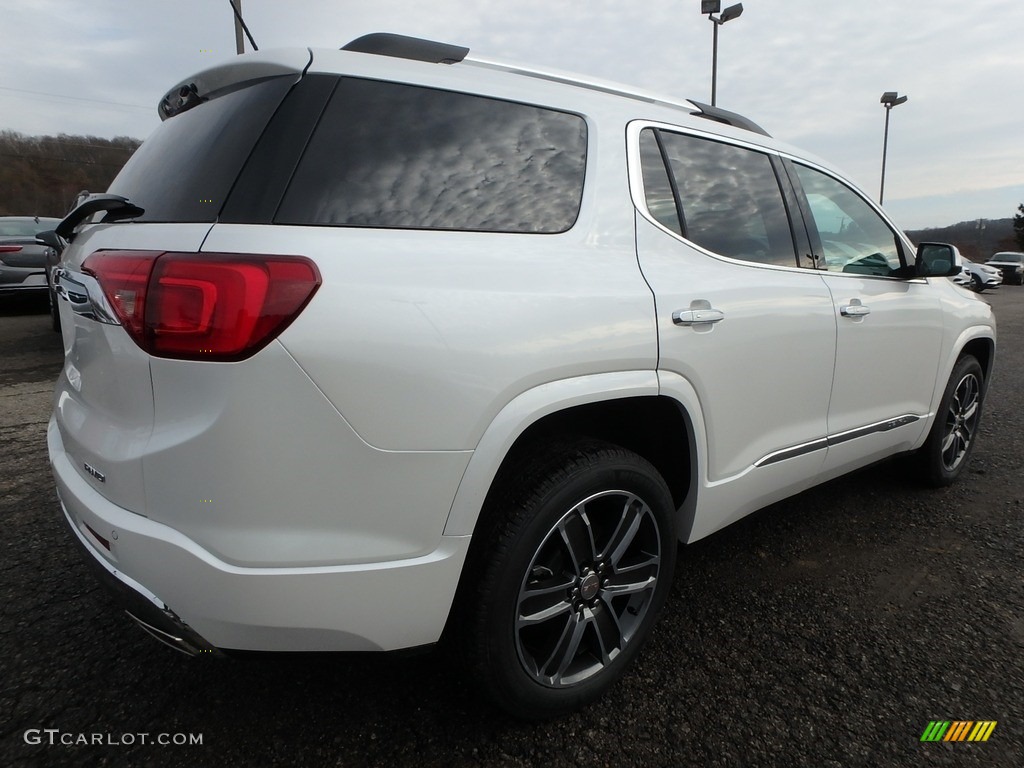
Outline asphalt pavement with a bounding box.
[2,288,1022,767]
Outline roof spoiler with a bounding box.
[688,100,771,137]
[342,33,469,65]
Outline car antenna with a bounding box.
[227,0,259,52]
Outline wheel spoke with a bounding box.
[603,497,643,567]
[517,594,574,629]
[534,612,577,679]
[558,509,596,574]
[551,613,588,682]
[602,565,658,597]
[591,605,623,665]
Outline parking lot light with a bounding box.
[703,2,744,107]
[879,91,908,204]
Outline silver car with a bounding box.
[0,216,60,298]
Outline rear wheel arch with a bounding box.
[444,388,699,541]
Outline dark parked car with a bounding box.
[986,251,1024,285]
[0,216,61,312]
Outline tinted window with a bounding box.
[275,78,587,233]
[793,163,905,276]
[646,130,797,266]
[108,77,295,222]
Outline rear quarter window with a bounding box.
[273,78,588,233]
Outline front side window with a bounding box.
[638,128,798,267]
[275,78,587,233]
[792,163,905,276]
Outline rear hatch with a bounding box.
[52,50,309,514]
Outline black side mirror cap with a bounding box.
[36,230,64,254]
[915,242,962,278]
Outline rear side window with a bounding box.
[639,128,797,267]
[107,77,295,222]
[274,78,587,233]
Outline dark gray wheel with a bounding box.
[464,441,676,719]
[971,274,984,292]
[919,355,984,486]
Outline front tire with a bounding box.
[919,355,985,486]
[464,441,677,719]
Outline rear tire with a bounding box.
[918,355,984,487]
[463,440,677,719]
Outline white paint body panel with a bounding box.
[47,44,997,654]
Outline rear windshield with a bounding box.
[107,77,295,223]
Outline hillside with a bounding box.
[0,130,141,218]
[904,218,1017,261]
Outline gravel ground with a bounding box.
[1,288,1022,767]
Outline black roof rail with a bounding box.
[688,100,771,137]
[342,33,469,65]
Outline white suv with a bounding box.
[47,33,995,718]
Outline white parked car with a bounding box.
[47,33,996,718]
[961,256,1002,291]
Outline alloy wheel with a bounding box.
[514,490,662,688]
[940,372,980,472]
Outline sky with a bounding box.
[2,0,1022,231]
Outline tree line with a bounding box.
[0,130,141,217]
[905,217,1019,261]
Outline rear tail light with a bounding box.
[82,251,321,361]
[0,245,24,253]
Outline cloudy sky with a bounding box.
[2,0,1022,229]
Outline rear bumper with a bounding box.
[61,504,220,656]
[49,418,472,653]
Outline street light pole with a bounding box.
[879,91,908,205]
[702,2,744,107]
[712,18,720,106]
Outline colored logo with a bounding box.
[920,721,997,742]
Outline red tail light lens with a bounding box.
[0,245,24,253]
[82,251,321,361]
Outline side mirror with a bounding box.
[915,242,962,278]
[36,230,64,254]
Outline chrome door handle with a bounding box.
[672,308,725,326]
[840,303,870,318]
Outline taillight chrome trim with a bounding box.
[53,266,120,325]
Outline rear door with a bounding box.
[630,123,837,538]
